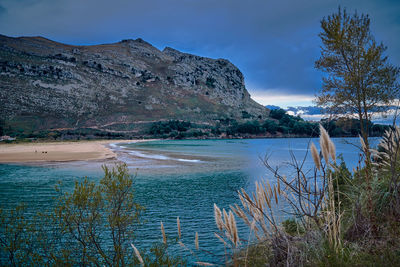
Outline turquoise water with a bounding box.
[0,137,377,264]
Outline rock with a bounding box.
[0,34,268,130]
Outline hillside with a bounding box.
[0,35,268,135]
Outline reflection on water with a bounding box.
[0,137,379,264]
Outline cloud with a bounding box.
[0,4,6,15]
[0,0,398,105]
[249,89,316,108]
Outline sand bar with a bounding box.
[0,140,138,163]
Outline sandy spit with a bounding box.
[0,140,148,163]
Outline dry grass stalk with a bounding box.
[223,209,229,232]
[214,232,228,246]
[311,142,321,170]
[320,124,331,162]
[233,181,281,240]
[178,241,185,248]
[321,173,342,253]
[329,138,336,163]
[214,204,224,231]
[241,125,337,232]
[195,232,199,250]
[231,204,250,227]
[195,261,215,266]
[213,204,241,248]
[177,217,181,239]
[131,243,144,266]
[359,135,367,154]
[229,211,239,246]
[211,125,343,265]
[161,221,166,244]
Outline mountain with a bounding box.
[0,35,268,133]
[265,105,281,110]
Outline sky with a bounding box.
[0,0,399,108]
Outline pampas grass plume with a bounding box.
[131,243,144,266]
[310,142,321,170]
[359,135,367,153]
[161,221,166,244]
[214,203,223,231]
[319,124,330,162]
[177,217,181,239]
[329,138,336,163]
[195,232,199,250]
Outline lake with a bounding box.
[0,137,377,264]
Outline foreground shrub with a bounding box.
[0,163,189,266]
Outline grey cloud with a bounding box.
[0,0,398,97]
[0,4,6,15]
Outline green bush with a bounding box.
[0,164,145,266]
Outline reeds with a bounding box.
[153,218,216,266]
[213,124,343,264]
[213,204,240,248]
[139,124,346,265]
[321,173,342,253]
[371,126,400,217]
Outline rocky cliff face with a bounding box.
[0,35,268,131]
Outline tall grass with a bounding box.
[203,124,400,265]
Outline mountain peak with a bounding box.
[0,34,268,132]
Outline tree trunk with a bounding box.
[359,101,375,233]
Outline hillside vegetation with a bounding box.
[0,34,267,136]
[0,108,390,141]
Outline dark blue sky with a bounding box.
[0,0,399,107]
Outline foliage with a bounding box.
[262,119,278,134]
[330,155,354,212]
[269,108,286,120]
[0,205,30,266]
[2,112,389,141]
[149,120,192,135]
[0,164,147,266]
[140,242,187,266]
[282,218,305,236]
[371,126,400,218]
[0,119,4,136]
[315,7,399,151]
[223,110,387,137]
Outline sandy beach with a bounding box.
[0,140,138,163]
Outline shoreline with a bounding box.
[0,139,149,163]
[0,136,376,164]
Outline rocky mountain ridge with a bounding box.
[0,34,268,133]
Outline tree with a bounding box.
[315,7,399,229]
[315,7,399,152]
